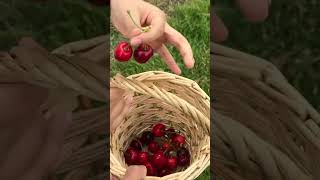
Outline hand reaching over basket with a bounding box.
[111,0,194,75]
[212,0,270,42]
[110,89,149,179]
[0,38,73,180]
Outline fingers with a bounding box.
[110,93,133,132]
[236,0,269,22]
[21,110,72,180]
[165,24,194,69]
[156,45,181,75]
[131,10,166,46]
[122,166,147,180]
[211,11,228,42]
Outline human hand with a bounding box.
[109,89,146,180]
[0,38,73,180]
[110,86,133,132]
[111,165,147,180]
[212,0,270,42]
[111,0,194,75]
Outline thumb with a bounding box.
[130,11,166,46]
[122,166,147,180]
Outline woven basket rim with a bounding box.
[110,71,210,180]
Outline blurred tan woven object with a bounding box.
[212,42,320,180]
[110,71,210,180]
[0,36,109,180]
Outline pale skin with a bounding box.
[0,0,269,179]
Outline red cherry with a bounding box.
[124,148,139,165]
[144,162,156,176]
[138,151,149,165]
[177,155,190,167]
[148,141,159,153]
[140,131,154,145]
[177,147,190,167]
[152,123,166,137]
[177,147,190,157]
[158,169,171,177]
[151,151,167,169]
[114,42,133,62]
[161,142,171,151]
[166,157,178,171]
[172,134,186,147]
[133,44,154,63]
[129,140,142,150]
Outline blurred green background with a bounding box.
[216,0,320,111]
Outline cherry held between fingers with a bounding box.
[114,41,133,62]
[134,44,154,64]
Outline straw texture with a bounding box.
[212,42,320,180]
[111,71,210,180]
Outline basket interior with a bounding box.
[112,93,209,172]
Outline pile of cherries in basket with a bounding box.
[124,123,190,177]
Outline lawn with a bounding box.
[215,0,320,111]
[110,0,210,179]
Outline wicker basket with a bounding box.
[3,35,320,180]
[212,42,320,180]
[110,71,210,180]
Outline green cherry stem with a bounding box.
[127,10,141,30]
[127,10,151,33]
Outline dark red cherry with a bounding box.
[151,151,167,169]
[133,44,153,63]
[124,148,139,165]
[152,123,166,137]
[138,151,149,165]
[148,141,159,153]
[172,134,186,147]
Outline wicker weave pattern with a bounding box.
[212,42,320,180]
[111,71,210,180]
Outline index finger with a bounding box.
[131,8,166,46]
[165,24,194,69]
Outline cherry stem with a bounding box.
[127,10,142,31]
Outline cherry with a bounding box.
[114,42,133,62]
[152,123,166,137]
[140,131,154,145]
[166,157,178,171]
[158,169,171,177]
[151,151,167,169]
[148,141,159,153]
[177,147,190,167]
[161,142,171,151]
[129,140,142,150]
[144,162,156,176]
[124,148,139,165]
[134,44,154,64]
[172,134,186,147]
[177,155,190,167]
[177,147,190,157]
[138,151,149,165]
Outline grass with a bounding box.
[110,0,210,94]
[111,0,210,179]
[216,0,320,111]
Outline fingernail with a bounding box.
[131,38,142,46]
